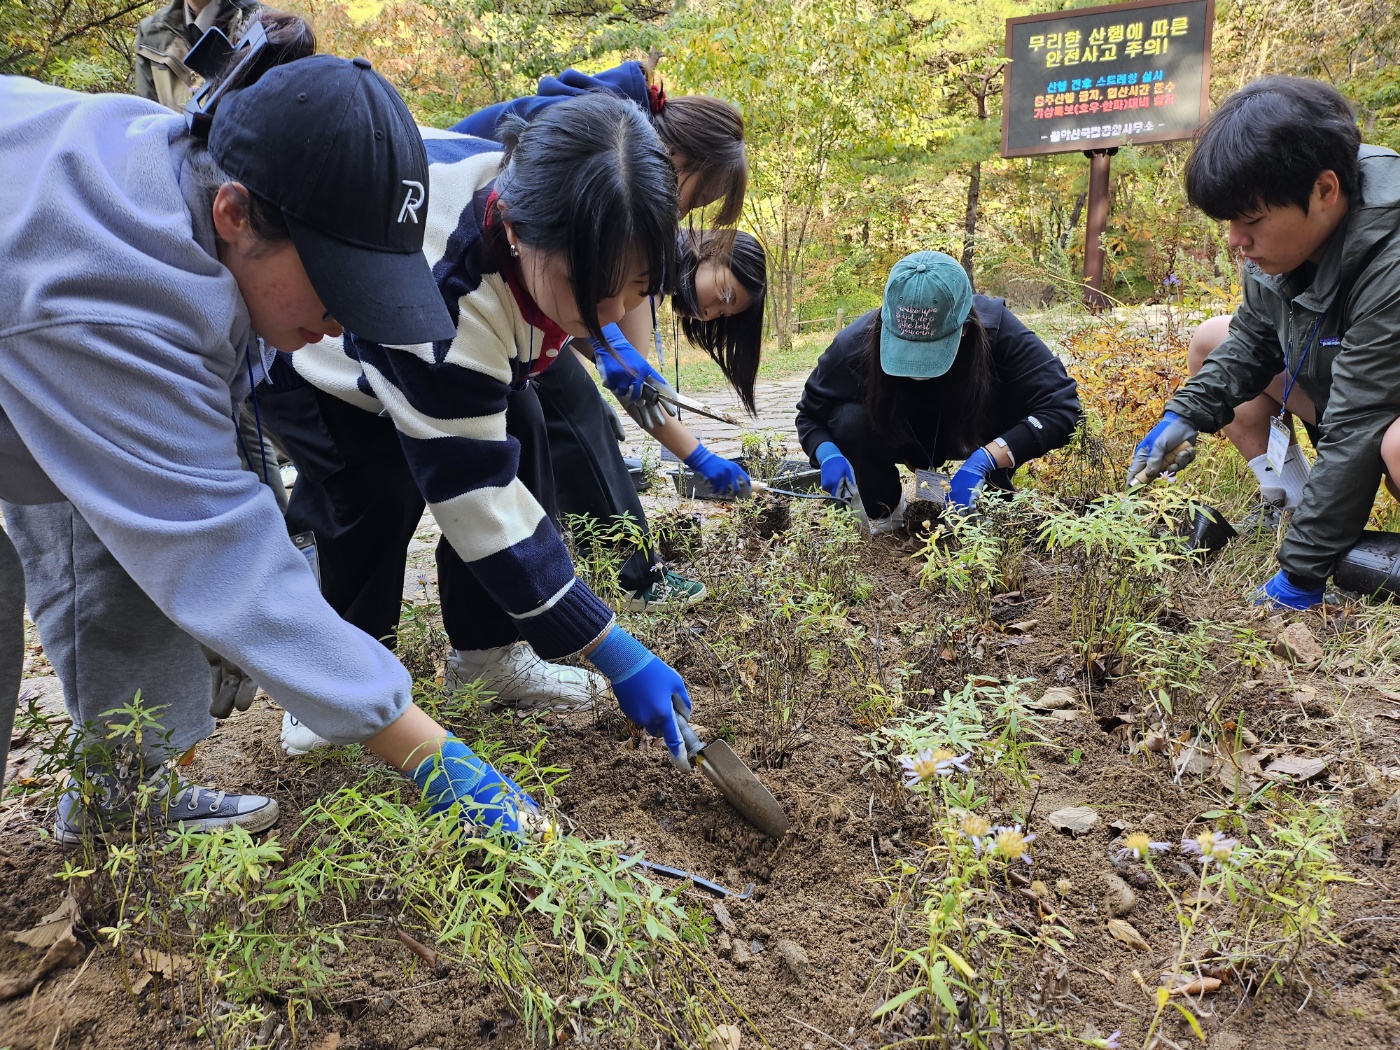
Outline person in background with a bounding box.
[1129,77,1400,610]
[1,40,549,839]
[135,0,259,109]
[450,60,751,611]
[543,229,768,612]
[271,93,698,768]
[795,251,1081,532]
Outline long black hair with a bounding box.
[671,230,766,412]
[861,306,995,456]
[496,94,679,345]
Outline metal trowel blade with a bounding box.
[696,739,790,838]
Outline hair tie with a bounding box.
[648,81,666,116]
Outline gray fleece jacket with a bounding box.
[1167,145,1400,587]
[0,75,412,743]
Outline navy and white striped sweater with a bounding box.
[292,129,615,659]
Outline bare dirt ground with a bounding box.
[4,475,1400,1050]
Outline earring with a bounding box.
[508,242,520,258]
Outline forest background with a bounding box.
[5,0,1399,343]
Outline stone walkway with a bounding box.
[613,374,810,461]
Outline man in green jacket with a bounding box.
[1130,76,1400,610]
[133,0,258,109]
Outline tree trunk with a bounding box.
[961,159,981,287]
[1062,192,1086,250]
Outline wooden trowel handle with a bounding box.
[1129,440,1193,488]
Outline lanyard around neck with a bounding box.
[1280,315,1324,413]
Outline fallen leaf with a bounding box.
[1051,709,1081,722]
[310,1036,342,1050]
[705,1023,743,1050]
[1168,976,1222,996]
[0,929,83,1001]
[1107,918,1151,951]
[1004,619,1040,634]
[1036,687,1079,711]
[1049,806,1099,836]
[10,892,82,949]
[1265,755,1328,782]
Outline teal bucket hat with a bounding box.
[879,251,973,378]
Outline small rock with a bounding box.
[732,941,752,968]
[1274,623,1324,669]
[374,993,397,1016]
[1051,708,1081,722]
[717,932,733,958]
[1048,806,1099,835]
[749,939,765,955]
[776,939,809,985]
[1102,873,1136,916]
[878,836,894,854]
[713,900,736,932]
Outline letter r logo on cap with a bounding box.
[397,180,424,224]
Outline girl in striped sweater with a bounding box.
[281,94,699,775]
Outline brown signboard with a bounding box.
[1001,0,1214,158]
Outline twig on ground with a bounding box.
[786,1013,857,1050]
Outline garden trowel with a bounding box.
[673,702,789,838]
[836,477,872,537]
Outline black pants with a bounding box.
[534,346,660,593]
[257,358,556,651]
[824,401,1013,517]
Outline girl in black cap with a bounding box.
[0,31,549,839]
[796,251,1081,531]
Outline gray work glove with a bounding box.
[618,380,676,432]
[606,404,628,442]
[205,647,258,719]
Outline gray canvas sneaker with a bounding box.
[54,761,279,845]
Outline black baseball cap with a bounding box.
[209,55,455,346]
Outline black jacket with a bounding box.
[795,297,1081,469]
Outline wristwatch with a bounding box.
[992,436,1015,467]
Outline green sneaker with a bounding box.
[623,570,707,612]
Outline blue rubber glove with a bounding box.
[592,323,667,401]
[685,443,752,497]
[587,626,692,770]
[815,441,855,497]
[948,447,997,509]
[410,735,543,836]
[1127,411,1199,486]
[1255,570,1325,610]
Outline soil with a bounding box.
[4,498,1400,1050]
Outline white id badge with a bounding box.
[1266,416,1291,475]
[915,469,949,504]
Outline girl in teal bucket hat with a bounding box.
[795,251,1082,528]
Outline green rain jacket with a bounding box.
[1166,145,1400,588]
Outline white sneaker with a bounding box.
[445,642,605,712]
[870,494,908,535]
[281,711,332,756]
